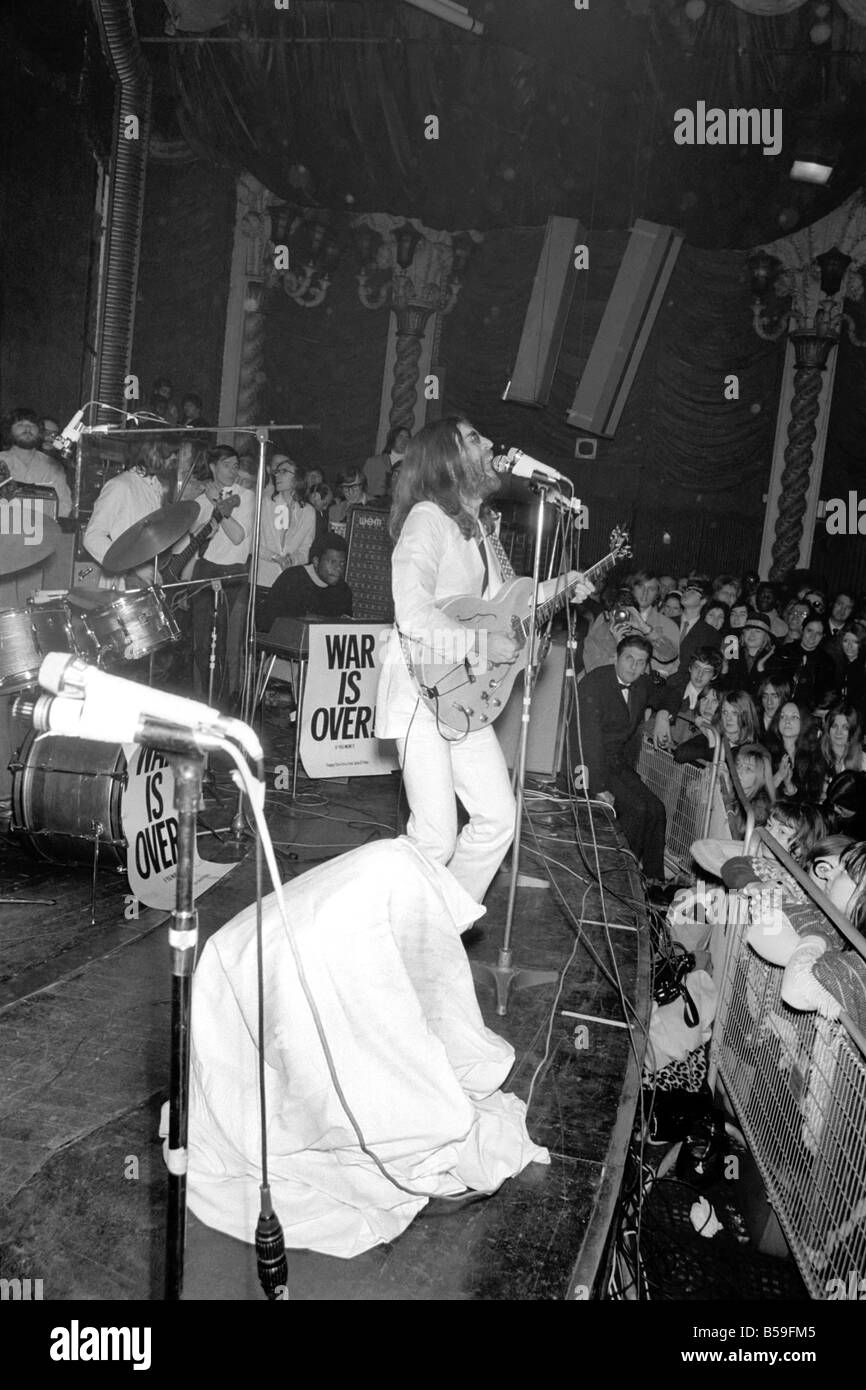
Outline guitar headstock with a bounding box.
[609,525,632,562]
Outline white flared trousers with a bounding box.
[397,708,516,905]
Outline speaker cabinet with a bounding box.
[495,639,569,777]
[504,217,585,408]
[567,219,682,437]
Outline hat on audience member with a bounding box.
[742,612,773,637]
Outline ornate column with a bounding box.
[353,216,480,447]
[751,201,866,577]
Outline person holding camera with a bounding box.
[582,574,677,677]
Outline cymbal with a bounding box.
[0,516,60,576]
[102,501,200,574]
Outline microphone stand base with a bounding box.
[470,949,558,1018]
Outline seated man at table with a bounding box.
[257,531,353,631]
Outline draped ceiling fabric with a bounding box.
[154,0,866,250]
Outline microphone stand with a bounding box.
[471,481,572,1016]
[165,744,204,1300]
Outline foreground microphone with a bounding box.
[492,447,568,485]
[37,654,263,760]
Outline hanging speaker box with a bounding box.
[503,217,585,407]
[567,220,682,438]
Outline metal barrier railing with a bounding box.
[636,732,727,877]
[710,828,866,1298]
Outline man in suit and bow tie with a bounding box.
[577,634,667,884]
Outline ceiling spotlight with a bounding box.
[790,120,838,184]
[790,158,834,185]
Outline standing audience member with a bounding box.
[819,704,866,787]
[837,624,866,714]
[676,578,722,668]
[754,581,789,640]
[577,635,668,886]
[722,612,775,695]
[257,456,315,591]
[364,425,411,500]
[771,611,837,710]
[628,569,680,676]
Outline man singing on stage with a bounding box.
[376,417,592,904]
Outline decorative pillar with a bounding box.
[766,334,837,579]
[354,216,480,449]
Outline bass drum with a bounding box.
[10,731,127,868]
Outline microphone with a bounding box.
[491,447,568,485]
[55,408,87,458]
[36,654,264,760]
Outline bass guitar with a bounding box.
[406,526,631,734]
[159,492,241,586]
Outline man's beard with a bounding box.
[11,433,39,452]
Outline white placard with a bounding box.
[122,745,236,910]
[299,624,398,778]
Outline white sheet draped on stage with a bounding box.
[182,838,549,1258]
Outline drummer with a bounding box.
[83,443,170,588]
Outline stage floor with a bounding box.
[0,713,650,1301]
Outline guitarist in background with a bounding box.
[189,446,256,706]
[83,441,171,588]
[376,417,593,904]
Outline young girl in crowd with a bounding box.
[769,701,824,802]
[819,703,866,787]
[756,675,791,737]
[721,742,775,839]
[764,798,827,863]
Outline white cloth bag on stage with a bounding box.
[184,837,549,1258]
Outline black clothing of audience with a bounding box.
[259,564,353,631]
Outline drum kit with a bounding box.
[1,500,209,880]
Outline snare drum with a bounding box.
[88,587,180,663]
[10,731,127,867]
[28,594,98,661]
[0,608,41,692]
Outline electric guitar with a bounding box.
[159,492,241,586]
[405,526,631,734]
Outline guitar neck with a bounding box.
[527,547,619,632]
[162,517,215,580]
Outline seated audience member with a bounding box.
[672,683,723,764]
[660,589,683,624]
[769,610,838,710]
[653,647,723,750]
[819,704,866,788]
[702,599,729,635]
[780,598,810,646]
[308,481,334,548]
[823,771,866,841]
[720,742,775,839]
[0,407,72,516]
[731,838,866,1035]
[769,700,824,803]
[756,675,791,737]
[688,741,775,879]
[676,578,722,668]
[827,590,855,639]
[754,580,789,640]
[722,612,775,695]
[257,455,316,590]
[257,532,353,631]
[364,425,411,500]
[765,799,827,864]
[329,469,367,528]
[674,687,759,766]
[712,574,741,608]
[628,569,680,676]
[576,635,668,885]
[836,623,866,713]
[148,375,178,424]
